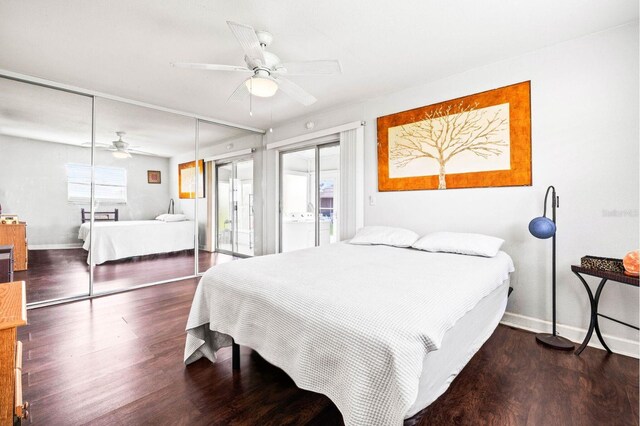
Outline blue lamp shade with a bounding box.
[529,216,556,239]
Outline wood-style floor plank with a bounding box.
[17,277,639,425]
[16,249,222,304]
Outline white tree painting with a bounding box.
[388,101,511,189]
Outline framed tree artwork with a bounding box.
[178,160,205,199]
[377,81,531,191]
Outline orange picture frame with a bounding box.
[178,159,205,199]
[377,81,531,191]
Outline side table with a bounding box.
[572,265,639,355]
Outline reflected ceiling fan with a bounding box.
[85,132,156,158]
[172,21,342,106]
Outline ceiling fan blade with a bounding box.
[275,60,342,76]
[81,142,111,148]
[171,62,252,73]
[128,149,158,157]
[275,77,317,106]
[227,78,250,102]
[227,21,265,66]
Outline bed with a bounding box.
[184,242,514,425]
[78,220,195,265]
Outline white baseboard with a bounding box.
[29,243,84,250]
[501,311,639,359]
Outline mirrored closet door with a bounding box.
[0,77,93,304]
[91,97,197,294]
[197,120,263,274]
[0,73,264,306]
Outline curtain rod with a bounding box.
[266,120,365,150]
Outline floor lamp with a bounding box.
[528,185,575,350]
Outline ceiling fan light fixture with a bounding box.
[245,77,278,97]
[113,150,131,159]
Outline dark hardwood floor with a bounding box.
[15,249,230,304]
[18,278,638,425]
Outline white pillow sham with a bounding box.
[155,213,188,222]
[349,226,419,248]
[412,232,504,257]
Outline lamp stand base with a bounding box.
[535,333,575,350]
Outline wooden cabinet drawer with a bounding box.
[14,340,28,423]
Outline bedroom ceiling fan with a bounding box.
[171,21,342,106]
[84,132,156,158]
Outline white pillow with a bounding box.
[412,232,504,257]
[349,226,419,248]
[155,213,188,222]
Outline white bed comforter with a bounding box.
[184,243,514,425]
[78,220,195,264]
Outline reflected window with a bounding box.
[66,163,128,203]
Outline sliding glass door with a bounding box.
[216,158,254,257]
[279,143,340,252]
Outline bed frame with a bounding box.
[229,286,514,424]
[81,208,119,224]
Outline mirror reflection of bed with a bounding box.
[77,207,205,293]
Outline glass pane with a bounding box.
[235,159,254,256]
[281,148,316,252]
[319,144,340,245]
[91,97,196,294]
[216,163,233,253]
[0,77,92,304]
[196,120,261,272]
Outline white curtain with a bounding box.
[339,126,364,240]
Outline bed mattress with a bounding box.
[184,243,514,425]
[78,220,195,264]
[406,279,509,417]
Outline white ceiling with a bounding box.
[0,1,637,130]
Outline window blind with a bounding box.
[66,163,127,203]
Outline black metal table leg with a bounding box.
[593,278,612,353]
[574,271,596,355]
[572,265,639,356]
[232,340,240,370]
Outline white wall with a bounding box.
[266,24,639,350]
[0,134,171,247]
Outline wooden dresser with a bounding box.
[0,224,27,271]
[0,281,28,425]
